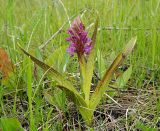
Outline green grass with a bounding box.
[0,0,160,130]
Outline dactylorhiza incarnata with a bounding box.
[66,17,92,58]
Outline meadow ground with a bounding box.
[0,0,160,130]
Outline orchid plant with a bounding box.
[19,17,136,126]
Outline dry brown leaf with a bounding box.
[0,48,14,79]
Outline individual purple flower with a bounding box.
[66,17,92,57]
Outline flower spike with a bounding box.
[66,17,92,57]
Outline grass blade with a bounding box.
[26,57,35,130]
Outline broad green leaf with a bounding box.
[89,53,124,109]
[115,65,132,88]
[0,118,24,131]
[83,18,99,104]
[89,37,137,110]
[18,45,84,102]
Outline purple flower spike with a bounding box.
[66,17,92,57]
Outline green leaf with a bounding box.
[0,118,24,131]
[18,45,85,105]
[83,18,99,104]
[89,53,124,109]
[89,37,137,110]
